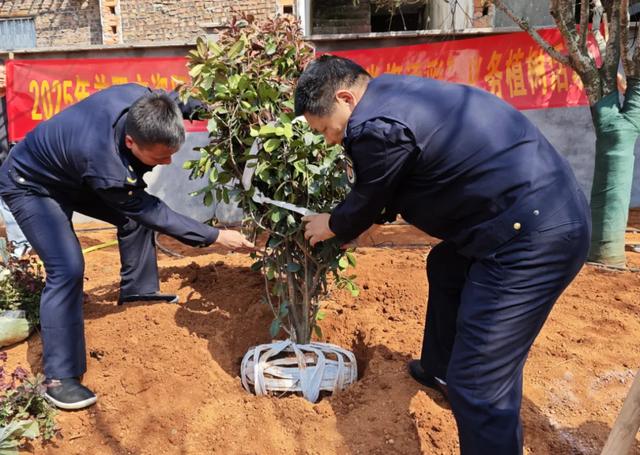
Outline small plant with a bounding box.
[0,255,45,328]
[183,15,357,344]
[0,352,59,453]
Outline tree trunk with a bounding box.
[589,78,640,265]
[601,369,640,455]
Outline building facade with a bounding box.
[0,0,283,50]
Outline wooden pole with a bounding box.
[601,369,640,455]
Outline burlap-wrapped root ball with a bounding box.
[241,340,358,403]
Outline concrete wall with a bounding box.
[494,1,555,28]
[523,107,640,207]
[144,133,243,225]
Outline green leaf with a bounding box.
[303,132,315,146]
[250,261,263,272]
[209,167,219,183]
[315,310,326,321]
[293,160,306,174]
[346,252,357,267]
[20,420,39,440]
[338,256,348,270]
[228,74,241,90]
[207,118,218,134]
[196,37,207,56]
[263,138,281,152]
[265,41,277,55]
[313,325,323,340]
[268,237,283,248]
[189,64,204,78]
[203,191,214,207]
[201,75,214,91]
[182,160,195,170]
[271,210,282,223]
[269,319,281,338]
[279,302,289,317]
[227,39,245,58]
[207,40,222,55]
[346,281,360,297]
[306,164,321,174]
[259,124,277,135]
[266,267,275,280]
[283,123,293,139]
[286,262,301,273]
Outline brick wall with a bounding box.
[119,0,277,43]
[312,0,371,35]
[0,0,278,49]
[472,0,495,28]
[0,0,103,48]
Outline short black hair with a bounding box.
[125,92,185,148]
[295,55,371,117]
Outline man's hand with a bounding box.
[302,213,335,246]
[216,230,256,252]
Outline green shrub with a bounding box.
[0,256,45,327]
[183,15,357,343]
[0,352,59,453]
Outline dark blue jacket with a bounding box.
[329,74,584,257]
[0,83,218,247]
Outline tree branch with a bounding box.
[492,0,570,66]
[592,0,608,57]
[634,15,640,75]
[601,0,621,92]
[621,0,633,77]
[579,0,590,52]
[550,0,597,74]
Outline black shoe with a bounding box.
[44,378,97,410]
[117,292,179,305]
[408,360,449,399]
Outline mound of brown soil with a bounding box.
[5,223,640,454]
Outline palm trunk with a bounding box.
[588,78,640,265]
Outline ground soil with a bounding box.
[4,222,640,454]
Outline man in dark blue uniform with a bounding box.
[0,83,254,410]
[297,56,590,454]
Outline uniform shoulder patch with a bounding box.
[344,155,356,186]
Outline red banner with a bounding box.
[332,28,595,111]
[5,56,206,141]
[5,29,595,141]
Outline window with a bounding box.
[0,18,36,50]
[371,4,426,32]
[280,0,295,16]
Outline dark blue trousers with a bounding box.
[2,188,159,379]
[420,194,591,454]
